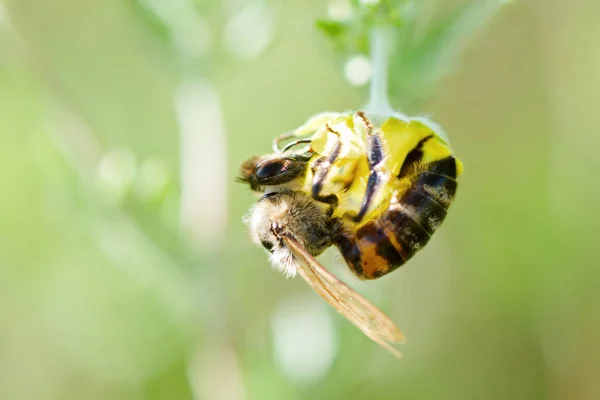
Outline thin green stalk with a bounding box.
[364,27,405,119]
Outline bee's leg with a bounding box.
[280,138,312,153]
[272,112,343,152]
[310,125,342,205]
[345,111,386,223]
[272,131,309,153]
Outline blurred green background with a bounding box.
[1,0,599,399]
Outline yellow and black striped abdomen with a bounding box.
[336,156,459,280]
[383,156,458,266]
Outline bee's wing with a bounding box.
[282,235,406,358]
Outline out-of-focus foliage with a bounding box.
[1,0,599,399]
[319,0,510,110]
[317,0,407,54]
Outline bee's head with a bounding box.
[237,152,312,192]
[246,190,338,277]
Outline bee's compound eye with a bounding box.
[255,159,290,180]
[261,240,274,253]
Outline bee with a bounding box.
[238,111,462,357]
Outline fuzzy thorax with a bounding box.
[245,190,337,278]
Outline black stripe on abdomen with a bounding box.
[398,135,434,178]
[336,221,405,280]
[413,157,457,208]
[383,156,458,262]
[382,205,431,263]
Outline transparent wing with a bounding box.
[282,235,406,358]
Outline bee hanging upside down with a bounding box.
[238,111,462,357]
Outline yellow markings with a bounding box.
[297,112,461,226]
[419,137,453,165]
[292,112,345,138]
[456,159,464,176]
[311,115,364,160]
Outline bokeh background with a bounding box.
[1,0,599,399]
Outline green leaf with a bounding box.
[316,20,348,39]
[317,0,408,56]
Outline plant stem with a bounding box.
[364,27,397,117]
